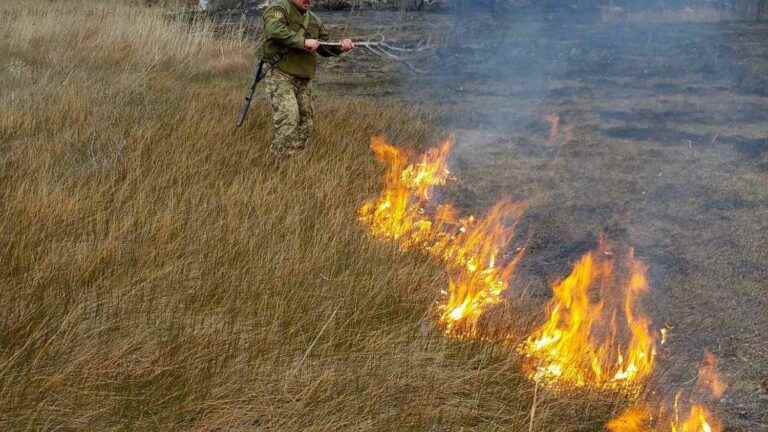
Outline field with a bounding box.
[1,1,766,431]
[0,1,618,431]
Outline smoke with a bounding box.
[390,1,767,428]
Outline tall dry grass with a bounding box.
[0,1,622,430]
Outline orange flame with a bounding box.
[696,352,726,399]
[358,136,525,336]
[606,405,653,432]
[672,403,722,432]
[607,399,723,432]
[520,245,656,390]
[437,201,526,335]
[360,135,728,432]
[358,136,452,246]
[546,113,574,146]
[607,353,727,432]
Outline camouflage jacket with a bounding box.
[260,0,341,79]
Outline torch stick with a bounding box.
[320,41,377,47]
[319,36,431,74]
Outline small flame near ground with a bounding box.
[606,352,727,432]
[519,242,656,391]
[546,113,574,146]
[358,136,526,336]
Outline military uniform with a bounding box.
[260,0,341,156]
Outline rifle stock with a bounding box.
[236,60,265,128]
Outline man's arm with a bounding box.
[316,20,342,57]
[263,7,305,50]
[315,18,354,57]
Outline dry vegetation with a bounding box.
[0,1,631,430]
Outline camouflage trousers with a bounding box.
[264,68,314,156]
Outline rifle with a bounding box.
[236,60,267,128]
[238,12,311,128]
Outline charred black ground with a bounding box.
[302,9,768,430]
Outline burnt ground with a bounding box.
[257,9,767,430]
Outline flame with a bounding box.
[672,403,721,432]
[607,353,727,432]
[608,399,722,432]
[360,134,729,431]
[671,353,727,432]
[358,136,525,336]
[546,113,574,146]
[437,201,526,335]
[358,136,452,246]
[660,327,669,345]
[606,405,653,432]
[696,352,726,399]
[520,245,656,390]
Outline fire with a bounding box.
[360,133,730,431]
[606,405,653,432]
[606,403,722,432]
[436,201,526,335]
[358,136,452,247]
[358,136,525,336]
[546,113,573,146]
[606,353,727,432]
[672,403,721,432]
[546,113,561,145]
[520,244,656,390]
[696,352,726,399]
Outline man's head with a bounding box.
[291,0,311,11]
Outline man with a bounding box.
[260,0,354,157]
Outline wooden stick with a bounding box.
[319,41,378,47]
[320,41,427,74]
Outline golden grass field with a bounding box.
[0,1,638,430]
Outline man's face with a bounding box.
[291,0,311,11]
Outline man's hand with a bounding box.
[304,39,320,52]
[340,38,354,52]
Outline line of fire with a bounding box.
[357,125,728,431]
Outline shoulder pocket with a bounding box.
[264,8,284,21]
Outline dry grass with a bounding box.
[0,1,625,430]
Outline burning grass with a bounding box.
[520,244,656,392]
[356,131,727,431]
[357,136,527,336]
[357,137,656,393]
[0,0,626,430]
[607,353,728,432]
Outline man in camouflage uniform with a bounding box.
[260,0,354,156]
